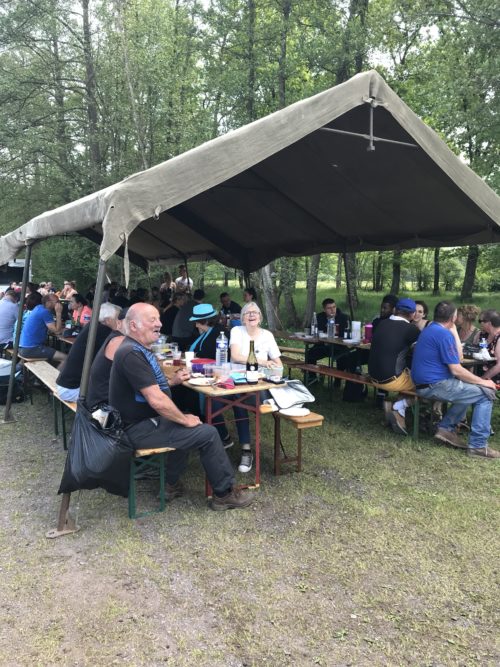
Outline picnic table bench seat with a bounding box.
[259,403,325,475]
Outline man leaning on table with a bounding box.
[109,303,256,509]
[305,298,350,382]
[19,293,67,368]
[411,300,499,459]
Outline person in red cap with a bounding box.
[368,298,420,435]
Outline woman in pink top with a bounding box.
[70,293,92,327]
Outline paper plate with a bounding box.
[279,407,310,417]
[188,377,215,386]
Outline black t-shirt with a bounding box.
[221,301,241,315]
[56,322,111,389]
[86,330,123,407]
[368,318,420,382]
[109,337,171,425]
[160,305,179,335]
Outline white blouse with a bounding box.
[230,326,281,361]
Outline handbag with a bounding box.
[58,399,133,497]
[269,379,315,410]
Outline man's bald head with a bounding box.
[126,303,161,347]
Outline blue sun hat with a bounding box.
[189,303,218,321]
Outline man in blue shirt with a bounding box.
[412,301,499,459]
[19,293,67,367]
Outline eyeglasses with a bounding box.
[478,319,488,323]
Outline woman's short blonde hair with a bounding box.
[241,302,263,321]
[457,304,480,323]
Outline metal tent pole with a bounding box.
[79,259,107,400]
[2,244,33,424]
[46,258,107,539]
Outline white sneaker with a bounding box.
[238,449,253,473]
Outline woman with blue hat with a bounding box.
[188,303,224,358]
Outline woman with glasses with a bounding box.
[230,302,282,472]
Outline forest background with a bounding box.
[0,0,499,328]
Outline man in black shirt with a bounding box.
[305,298,351,380]
[368,298,420,435]
[110,303,255,511]
[55,303,121,402]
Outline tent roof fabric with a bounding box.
[1,70,499,272]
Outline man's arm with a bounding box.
[448,363,497,389]
[140,384,201,427]
[46,302,63,334]
[448,323,463,361]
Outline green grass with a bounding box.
[201,284,500,325]
[0,386,498,665]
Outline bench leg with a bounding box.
[128,454,167,519]
[61,402,68,450]
[53,395,59,437]
[273,414,282,476]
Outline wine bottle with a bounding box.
[246,340,259,384]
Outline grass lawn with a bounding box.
[201,285,500,326]
[0,383,498,666]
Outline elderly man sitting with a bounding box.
[109,303,255,510]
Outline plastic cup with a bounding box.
[173,351,182,366]
[304,327,311,336]
[203,364,214,378]
[269,366,284,382]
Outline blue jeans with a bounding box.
[417,378,493,449]
[211,390,271,445]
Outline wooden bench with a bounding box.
[279,346,306,379]
[297,363,428,439]
[129,446,176,519]
[260,403,325,474]
[24,360,76,448]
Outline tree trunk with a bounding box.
[336,254,342,289]
[259,263,282,330]
[460,245,479,300]
[390,249,402,295]
[198,261,206,290]
[223,269,229,287]
[374,251,384,291]
[82,0,102,189]
[245,0,256,122]
[303,254,321,327]
[432,247,440,295]
[279,257,298,328]
[344,252,358,316]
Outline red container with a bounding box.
[364,323,373,342]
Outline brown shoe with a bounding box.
[434,427,467,449]
[211,487,255,511]
[166,480,184,500]
[467,446,500,459]
[388,410,408,436]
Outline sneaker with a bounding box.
[238,449,253,473]
[388,409,407,436]
[434,427,467,449]
[383,401,393,425]
[165,480,184,500]
[211,487,255,511]
[467,446,500,459]
[222,435,234,449]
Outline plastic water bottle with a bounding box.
[216,331,228,366]
[479,339,488,350]
[327,317,335,339]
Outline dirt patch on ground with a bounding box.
[0,391,499,666]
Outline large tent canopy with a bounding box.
[1,70,499,274]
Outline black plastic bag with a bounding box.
[58,400,133,497]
